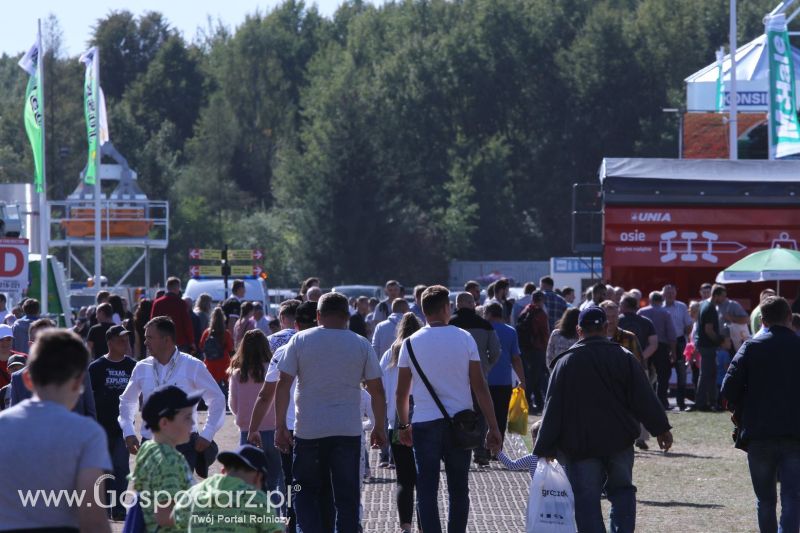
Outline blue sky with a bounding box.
[1,0,384,56]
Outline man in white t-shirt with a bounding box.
[396,285,502,533]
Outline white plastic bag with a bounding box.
[526,459,576,533]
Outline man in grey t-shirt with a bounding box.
[0,329,111,532]
[276,292,387,533]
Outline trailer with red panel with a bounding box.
[598,158,800,311]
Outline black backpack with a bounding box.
[515,304,536,352]
[203,334,223,361]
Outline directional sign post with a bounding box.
[189,248,262,261]
[189,246,265,281]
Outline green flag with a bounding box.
[80,47,100,184]
[767,14,800,158]
[18,39,44,193]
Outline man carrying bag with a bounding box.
[396,285,502,533]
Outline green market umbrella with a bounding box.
[716,248,800,292]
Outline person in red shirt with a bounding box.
[150,277,195,354]
[199,307,233,394]
[0,324,25,388]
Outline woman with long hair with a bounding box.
[194,293,213,332]
[200,307,234,395]
[546,307,580,368]
[227,329,283,497]
[132,298,153,359]
[379,312,423,533]
[233,301,256,349]
[108,294,125,325]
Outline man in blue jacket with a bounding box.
[721,296,800,533]
[534,306,673,533]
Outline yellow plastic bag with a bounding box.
[507,385,529,436]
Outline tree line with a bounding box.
[0,0,776,287]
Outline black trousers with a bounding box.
[389,431,418,526]
[489,385,513,443]
[652,343,672,409]
[281,430,296,533]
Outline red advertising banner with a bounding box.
[604,206,800,268]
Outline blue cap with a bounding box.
[578,306,607,328]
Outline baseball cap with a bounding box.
[0,324,12,340]
[7,354,26,371]
[105,324,132,342]
[217,444,269,475]
[142,385,202,431]
[295,301,317,325]
[578,306,607,328]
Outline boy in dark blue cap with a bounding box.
[173,444,285,532]
[130,385,201,532]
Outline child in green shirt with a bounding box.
[130,385,201,532]
[173,444,285,532]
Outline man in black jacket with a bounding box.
[721,296,800,533]
[534,306,672,533]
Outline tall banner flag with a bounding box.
[715,48,725,112]
[767,14,800,158]
[79,47,108,184]
[18,35,44,193]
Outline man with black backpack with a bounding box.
[516,290,550,414]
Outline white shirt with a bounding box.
[398,325,480,423]
[266,345,296,430]
[118,348,226,441]
[379,349,399,429]
[0,310,9,324]
[255,316,271,336]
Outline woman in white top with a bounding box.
[545,307,580,369]
[379,312,423,533]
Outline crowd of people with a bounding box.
[0,273,797,532]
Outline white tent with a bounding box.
[685,34,800,112]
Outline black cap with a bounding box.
[578,306,607,328]
[217,444,269,475]
[295,301,317,325]
[105,324,132,342]
[142,385,202,431]
[6,354,26,370]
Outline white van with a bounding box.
[184,278,268,308]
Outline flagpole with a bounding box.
[93,48,102,292]
[729,0,738,160]
[37,19,48,316]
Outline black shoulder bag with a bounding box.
[404,338,483,450]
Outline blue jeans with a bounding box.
[562,447,636,533]
[108,434,130,514]
[412,418,471,533]
[747,438,800,533]
[292,435,361,533]
[240,431,285,511]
